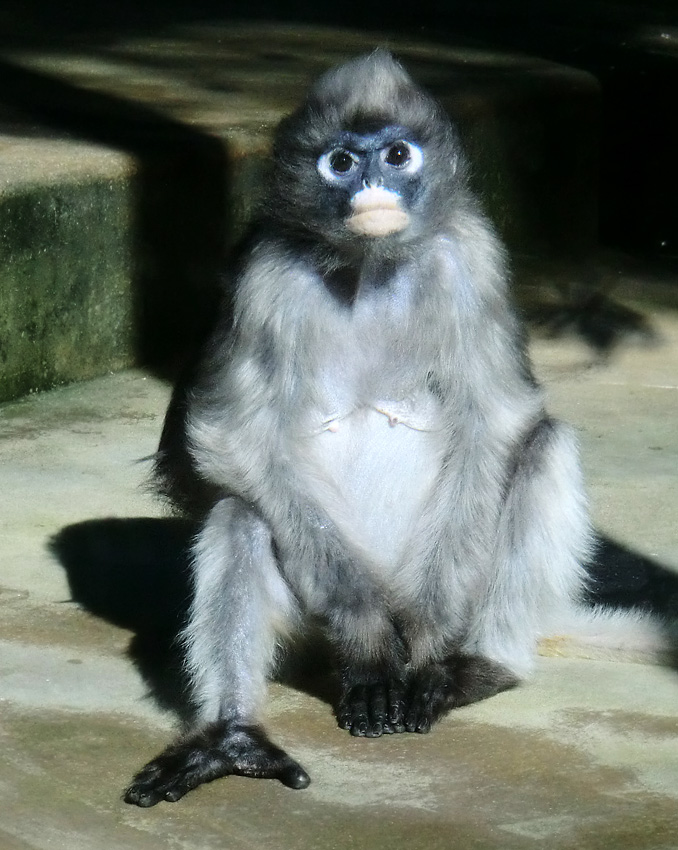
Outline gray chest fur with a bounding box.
[294,381,445,571]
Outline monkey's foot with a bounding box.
[124,721,310,807]
[337,670,407,737]
[404,654,520,732]
[401,662,454,733]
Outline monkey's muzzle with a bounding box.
[345,187,410,237]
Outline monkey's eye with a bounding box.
[318,148,359,182]
[385,142,411,167]
[329,149,357,174]
[382,140,424,174]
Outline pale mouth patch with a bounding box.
[345,187,410,237]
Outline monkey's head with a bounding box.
[269,51,467,257]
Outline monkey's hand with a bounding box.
[338,663,453,737]
[337,667,408,737]
[124,721,310,807]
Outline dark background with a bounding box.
[2,0,677,262]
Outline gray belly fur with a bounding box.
[297,400,444,570]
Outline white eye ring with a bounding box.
[318,148,359,182]
[381,141,424,174]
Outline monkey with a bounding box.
[124,50,666,808]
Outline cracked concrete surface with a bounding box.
[1,276,678,849]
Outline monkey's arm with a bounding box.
[188,404,410,740]
[186,270,410,677]
[192,396,407,653]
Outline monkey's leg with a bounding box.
[462,418,591,679]
[124,498,308,807]
[389,419,590,735]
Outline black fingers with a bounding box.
[337,670,407,737]
[124,721,310,807]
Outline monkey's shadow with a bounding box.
[50,517,340,720]
[50,518,678,721]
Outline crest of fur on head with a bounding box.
[268,50,467,252]
[311,49,424,124]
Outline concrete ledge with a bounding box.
[0,23,600,401]
[0,140,134,399]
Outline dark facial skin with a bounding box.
[313,127,427,243]
[317,126,425,213]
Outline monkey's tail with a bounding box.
[539,535,678,666]
[539,605,677,666]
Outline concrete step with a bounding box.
[1,22,600,402]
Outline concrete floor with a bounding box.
[1,273,678,849]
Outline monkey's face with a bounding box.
[316,128,424,239]
[272,112,460,254]
[270,52,464,255]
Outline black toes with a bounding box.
[337,666,438,737]
[124,772,187,807]
[280,763,311,789]
[123,750,208,807]
[404,665,450,732]
[124,785,162,808]
[124,721,310,806]
[163,787,188,803]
